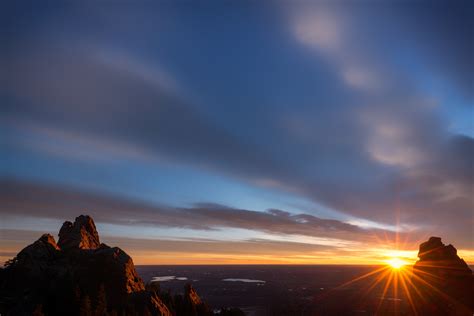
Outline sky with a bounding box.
[1,1,473,265]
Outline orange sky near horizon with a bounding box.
[2,230,473,267]
[126,249,474,266]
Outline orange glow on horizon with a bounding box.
[117,245,474,266]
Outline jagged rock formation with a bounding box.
[58,215,101,250]
[412,236,474,315]
[0,215,219,316]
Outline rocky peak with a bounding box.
[12,234,60,273]
[416,236,470,272]
[20,233,60,255]
[418,236,444,260]
[37,233,60,250]
[58,215,100,250]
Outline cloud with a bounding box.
[342,67,379,92]
[289,1,473,101]
[364,113,426,168]
[290,5,381,93]
[1,44,287,178]
[0,179,400,244]
[293,10,342,53]
[94,50,179,94]
[287,3,473,240]
[2,43,472,246]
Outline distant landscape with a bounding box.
[138,264,474,315]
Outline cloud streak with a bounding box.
[0,179,395,244]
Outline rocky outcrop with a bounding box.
[0,215,170,316]
[412,236,474,315]
[185,283,203,306]
[417,237,470,268]
[58,215,101,250]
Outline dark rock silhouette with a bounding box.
[412,236,474,315]
[14,234,60,273]
[0,215,223,316]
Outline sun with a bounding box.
[385,257,407,269]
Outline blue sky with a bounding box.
[1,1,473,264]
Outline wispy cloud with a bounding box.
[0,179,396,243]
